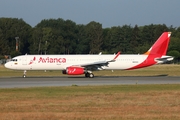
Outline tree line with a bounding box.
[0,18,180,62]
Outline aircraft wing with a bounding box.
[71,52,120,70]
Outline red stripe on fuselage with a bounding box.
[127,55,157,70]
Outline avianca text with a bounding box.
[38,57,66,63]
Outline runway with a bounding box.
[0,76,180,88]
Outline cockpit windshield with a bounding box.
[11,59,18,62]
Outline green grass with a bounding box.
[1,84,180,95]
[0,85,180,120]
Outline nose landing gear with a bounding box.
[23,70,27,78]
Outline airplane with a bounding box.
[4,32,174,78]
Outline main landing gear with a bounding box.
[85,71,94,78]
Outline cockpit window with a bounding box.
[11,59,18,62]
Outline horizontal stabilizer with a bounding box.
[155,56,174,63]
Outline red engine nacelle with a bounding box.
[62,66,85,75]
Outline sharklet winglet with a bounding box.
[113,51,120,60]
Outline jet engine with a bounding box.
[62,66,85,75]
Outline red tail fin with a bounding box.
[128,32,171,70]
[144,32,171,55]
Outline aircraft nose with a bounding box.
[4,62,11,69]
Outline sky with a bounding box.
[0,0,180,28]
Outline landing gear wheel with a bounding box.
[85,73,94,78]
[85,73,89,77]
[23,74,26,78]
[89,73,94,78]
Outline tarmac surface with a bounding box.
[0,76,180,88]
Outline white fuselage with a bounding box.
[5,54,148,70]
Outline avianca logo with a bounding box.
[29,57,36,65]
[38,57,66,63]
